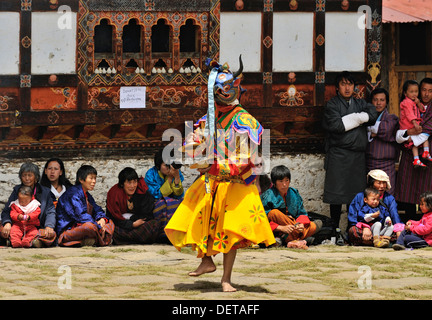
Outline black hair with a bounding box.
[367,176,377,188]
[420,77,432,88]
[364,187,379,198]
[18,185,33,197]
[400,80,419,102]
[370,87,389,104]
[118,167,139,188]
[154,147,181,169]
[154,148,164,170]
[335,71,356,91]
[270,165,291,184]
[258,173,272,194]
[40,158,72,188]
[75,165,97,185]
[420,192,432,211]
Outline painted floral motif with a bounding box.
[209,215,219,230]
[197,210,203,224]
[201,235,208,250]
[0,96,12,111]
[249,204,266,223]
[278,85,306,107]
[238,224,252,237]
[214,232,229,250]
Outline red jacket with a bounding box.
[409,211,432,245]
[10,201,41,227]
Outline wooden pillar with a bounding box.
[19,7,32,112]
[262,9,273,108]
[314,7,325,106]
[388,23,399,116]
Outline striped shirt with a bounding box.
[366,109,400,194]
[395,103,432,204]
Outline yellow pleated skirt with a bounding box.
[164,175,276,257]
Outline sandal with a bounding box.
[413,159,427,168]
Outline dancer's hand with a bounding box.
[197,165,211,174]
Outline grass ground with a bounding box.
[1,244,432,301]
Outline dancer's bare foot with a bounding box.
[222,281,237,292]
[221,250,237,292]
[188,256,216,277]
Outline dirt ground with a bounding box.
[1,243,432,302]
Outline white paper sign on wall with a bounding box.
[120,86,146,109]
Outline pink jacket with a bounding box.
[399,97,423,130]
[409,211,432,245]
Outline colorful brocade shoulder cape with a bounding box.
[195,105,263,145]
[194,105,264,185]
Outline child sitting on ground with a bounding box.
[9,185,41,248]
[355,187,393,248]
[393,191,432,250]
[260,165,322,249]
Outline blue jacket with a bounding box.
[1,183,56,229]
[357,203,389,224]
[348,191,401,227]
[260,186,308,218]
[56,184,106,235]
[144,166,184,200]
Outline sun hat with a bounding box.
[367,169,391,190]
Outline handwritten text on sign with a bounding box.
[120,86,146,109]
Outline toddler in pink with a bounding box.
[9,185,41,248]
[399,80,431,168]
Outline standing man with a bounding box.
[395,78,432,222]
[322,71,378,229]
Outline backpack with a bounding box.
[307,211,337,245]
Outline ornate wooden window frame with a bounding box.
[0,0,382,158]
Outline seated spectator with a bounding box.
[145,149,184,238]
[349,187,394,248]
[1,162,56,247]
[145,148,184,200]
[260,165,322,248]
[56,165,114,247]
[106,167,161,244]
[348,169,403,246]
[394,191,432,250]
[9,186,41,248]
[40,158,73,206]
